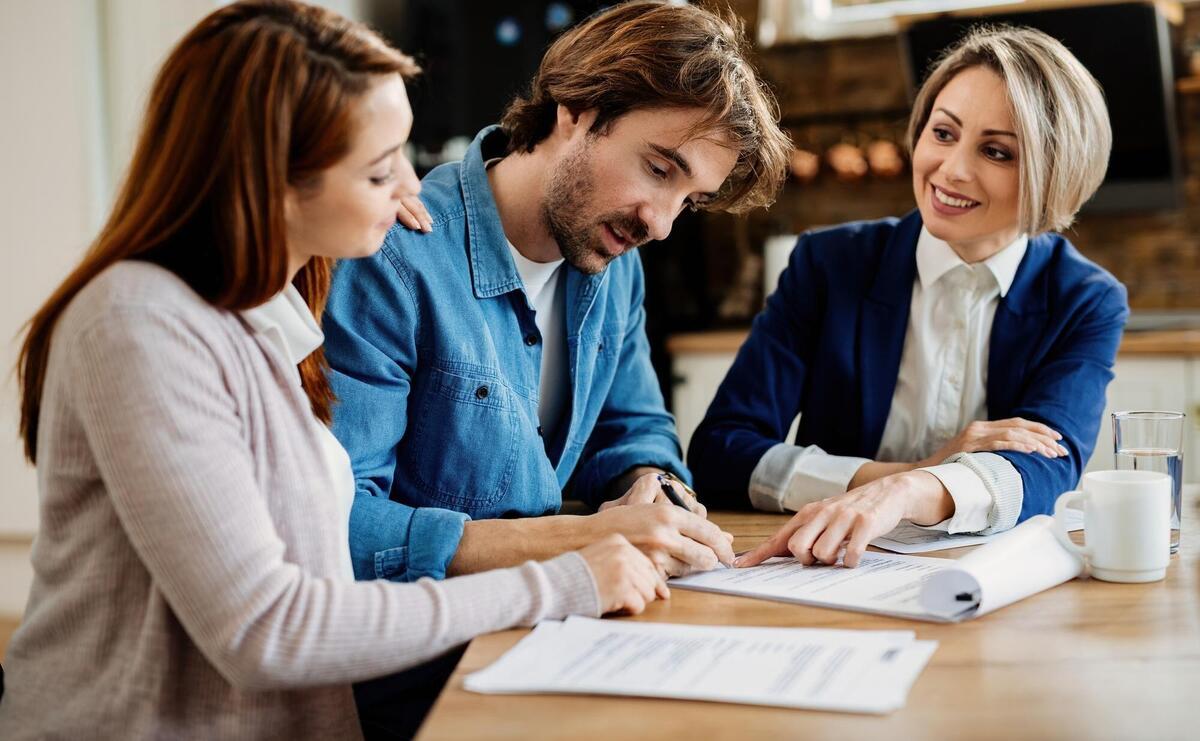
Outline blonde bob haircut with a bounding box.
[906,26,1112,235]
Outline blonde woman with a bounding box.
[0,2,665,738]
[691,26,1128,568]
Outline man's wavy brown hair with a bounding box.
[500,0,791,215]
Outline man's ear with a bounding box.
[553,104,597,143]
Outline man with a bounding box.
[324,1,790,588]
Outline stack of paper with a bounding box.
[464,616,937,714]
[673,515,1084,622]
[872,508,1084,554]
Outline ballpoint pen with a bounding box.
[658,474,732,568]
[657,473,690,510]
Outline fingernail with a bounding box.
[732,556,743,567]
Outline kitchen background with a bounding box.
[2,0,1198,622]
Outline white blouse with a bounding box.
[749,228,1028,534]
[241,284,355,580]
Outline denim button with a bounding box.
[475,385,489,399]
[524,334,538,346]
[537,425,544,437]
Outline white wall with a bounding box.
[0,3,110,574]
[0,0,363,618]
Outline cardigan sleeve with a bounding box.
[67,304,599,691]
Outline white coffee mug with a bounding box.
[1053,470,1171,583]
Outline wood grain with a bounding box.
[0,616,17,662]
[417,488,1200,741]
[666,329,1200,357]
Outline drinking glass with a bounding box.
[1113,411,1185,553]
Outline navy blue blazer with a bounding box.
[689,211,1129,522]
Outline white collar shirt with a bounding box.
[241,284,355,580]
[749,228,1028,534]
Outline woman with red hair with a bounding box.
[0,2,663,738]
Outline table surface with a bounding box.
[664,328,1200,356]
[417,486,1200,741]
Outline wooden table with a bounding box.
[665,328,1200,356]
[418,486,1200,740]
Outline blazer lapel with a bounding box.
[858,212,921,456]
[988,237,1050,416]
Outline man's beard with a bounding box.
[541,138,649,275]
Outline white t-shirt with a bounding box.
[507,242,569,444]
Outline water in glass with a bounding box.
[1116,447,1182,553]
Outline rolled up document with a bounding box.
[673,515,1086,622]
[920,515,1085,620]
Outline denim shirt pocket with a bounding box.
[401,364,518,509]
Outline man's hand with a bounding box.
[588,502,734,576]
[450,499,731,577]
[600,470,706,517]
[735,470,951,569]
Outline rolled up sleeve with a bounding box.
[351,494,470,582]
[749,442,870,512]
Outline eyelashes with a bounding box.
[930,127,1014,162]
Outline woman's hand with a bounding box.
[577,534,670,615]
[920,417,1068,467]
[735,471,952,569]
[395,193,432,233]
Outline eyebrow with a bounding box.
[934,107,1017,138]
[648,143,721,200]
[368,143,403,166]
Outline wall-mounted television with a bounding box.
[902,2,1183,211]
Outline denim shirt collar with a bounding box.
[459,126,608,317]
[461,126,525,299]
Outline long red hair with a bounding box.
[17,0,417,462]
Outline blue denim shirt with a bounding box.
[325,126,689,583]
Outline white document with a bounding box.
[673,551,961,621]
[464,616,937,715]
[873,507,1085,554]
[918,514,1084,619]
[673,515,1085,622]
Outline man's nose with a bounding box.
[639,202,674,243]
